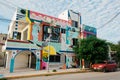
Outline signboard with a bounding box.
[82,25,97,34]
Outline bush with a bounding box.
[0,78,7,80]
[52,69,57,72]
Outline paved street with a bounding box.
[10,71,120,80]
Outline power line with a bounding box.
[0,1,16,10]
[0,18,11,22]
[97,11,120,30]
[3,0,24,9]
[0,0,120,31]
[0,18,29,24]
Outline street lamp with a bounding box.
[47,27,52,72]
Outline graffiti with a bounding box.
[32,23,41,42]
[29,10,70,26]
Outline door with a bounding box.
[31,53,36,69]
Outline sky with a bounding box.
[0,0,120,43]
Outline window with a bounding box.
[49,55,60,62]
[3,37,7,40]
[43,25,49,41]
[72,20,78,28]
[61,28,66,34]
[72,38,78,46]
[43,25,60,42]
[17,32,21,40]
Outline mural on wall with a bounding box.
[17,8,26,21]
[60,26,79,52]
[32,22,41,43]
[14,8,81,59]
[28,10,71,26]
[43,25,60,42]
[42,45,56,62]
[23,9,62,63]
[12,8,81,55]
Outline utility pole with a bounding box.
[78,13,82,69]
[47,27,52,72]
[108,45,112,61]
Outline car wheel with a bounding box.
[113,67,117,72]
[103,68,106,72]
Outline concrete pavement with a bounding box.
[0,67,91,79]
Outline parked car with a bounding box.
[92,61,117,72]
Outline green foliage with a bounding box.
[0,78,7,80]
[52,69,57,72]
[73,37,109,64]
[108,41,120,63]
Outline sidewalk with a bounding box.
[0,67,91,79]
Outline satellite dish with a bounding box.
[20,9,26,14]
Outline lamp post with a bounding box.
[47,27,52,72]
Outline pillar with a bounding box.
[10,58,14,73]
[66,55,69,69]
[35,52,40,70]
[9,50,17,73]
[28,54,31,68]
[36,58,40,70]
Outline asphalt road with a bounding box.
[10,71,120,80]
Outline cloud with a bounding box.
[0,0,119,43]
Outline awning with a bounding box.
[42,45,56,55]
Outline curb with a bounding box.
[4,69,91,79]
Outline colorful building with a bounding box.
[3,8,81,73]
[3,8,96,73]
[80,24,97,39]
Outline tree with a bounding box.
[114,41,120,67]
[73,37,109,65]
[108,41,120,67]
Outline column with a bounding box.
[10,58,14,73]
[9,50,17,73]
[66,55,69,69]
[36,52,40,70]
[28,54,31,68]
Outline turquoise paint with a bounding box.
[71,31,79,38]
[11,50,40,72]
[32,23,41,42]
[36,59,40,70]
[48,42,61,52]
[14,50,35,58]
[66,27,71,44]
[66,56,69,68]
[10,58,14,73]
[0,74,3,78]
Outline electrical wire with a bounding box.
[97,11,120,30]
[0,0,120,31]
[0,18,29,24]
[0,18,11,22]
[0,1,16,10]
